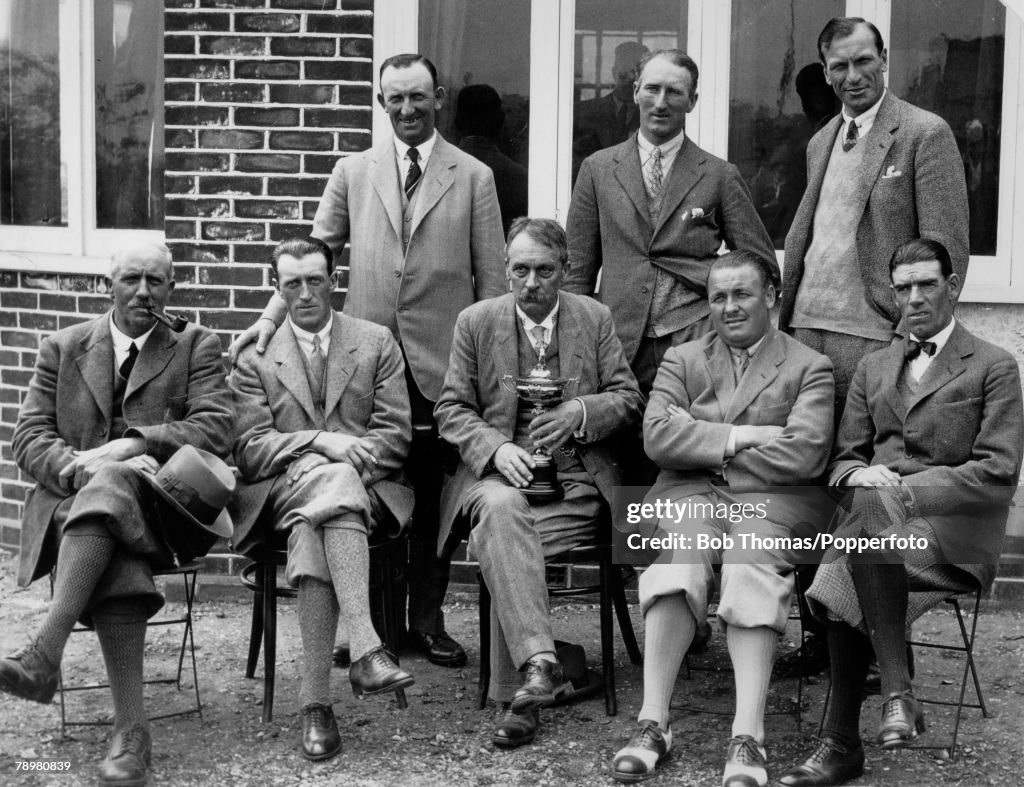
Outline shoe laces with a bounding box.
[727,735,766,766]
[628,722,665,752]
[881,692,914,722]
[304,703,333,727]
[806,737,845,766]
[364,647,397,670]
[110,726,148,759]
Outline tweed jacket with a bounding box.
[643,327,835,531]
[304,132,506,401]
[12,313,234,587]
[829,322,1023,579]
[229,312,414,552]
[434,292,644,555]
[780,92,969,331]
[564,135,776,363]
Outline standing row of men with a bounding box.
[0,15,1019,787]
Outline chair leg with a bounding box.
[599,556,617,716]
[262,563,277,724]
[181,569,203,720]
[611,566,641,665]
[246,575,264,680]
[477,573,491,710]
[377,545,408,710]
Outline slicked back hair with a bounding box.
[817,17,885,62]
[379,53,438,89]
[635,49,699,91]
[709,250,780,293]
[888,238,953,279]
[271,236,335,278]
[506,217,569,268]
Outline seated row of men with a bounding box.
[1,224,1020,787]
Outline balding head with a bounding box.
[107,240,176,338]
[110,240,173,280]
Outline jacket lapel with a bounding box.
[124,323,176,402]
[555,294,585,399]
[368,139,404,241]
[848,93,899,217]
[410,134,456,236]
[272,323,320,425]
[654,138,703,237]
[323,314,357,417]
[490,295,522,432]
[880,342,908,422]
[724,329,783,424]
[612,139,653,230]
[907,323,970,412]
[703,335,734,423]
[74,315,115,421]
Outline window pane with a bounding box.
[94,0,164,230]
[888,0,1004,256]
[573,0,688,185]
[420,0,530,236]
[0,0,66,227]
[728,0,843,248]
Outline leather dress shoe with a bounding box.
[332,645,351,668]
[300,703,341,762]
[777,737,864,787]
[723,734,767,787]
[611,720,672,783]
[877,691,925,749]
[349,646,415,698]
[510,657,565,714]
[99,724,151,786]
[492,702,539,749]
[407,630,468,667]
[0,644,58,704]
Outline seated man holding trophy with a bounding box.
[434,218,643,748]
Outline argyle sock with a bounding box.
[637,593,695,729]
[297,577,339,708]
[851,558,911,697]
[35,533,116,665]
[323,527,379,663]
[821,620,873,748]
[727,624,776,743]
[94,614,148,732]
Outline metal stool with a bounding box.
[477,542,642,716]
[240,534,409,722]
[57,561,203,735]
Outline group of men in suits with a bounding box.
[1,14,1021,787]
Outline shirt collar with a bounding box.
[637,127,686,159]
[394,131,437,165]
[109,311,157,354]
[288,313,333,353]
[842,89,886,132]
[909,317,955,353]
[515,299,560,336]
[729,333,767,359]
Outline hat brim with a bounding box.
[140,469,234,539]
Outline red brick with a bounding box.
[199,176,264,196]
[307,14,372,35]
[167,0,198,9]
[235,200,300,220]
[23,273,61,291]
[269,223,312,241]
[306,108,370,128]
[235,107,300,127]
[269,131,333,151]
[168,243,230,264]
[166,83,197,103]
[166,220,196,239]
[165,59,231,80]
[201,0,262,7]
[199,310,265,331]
[268,84,335,104]
[57,315,92,330]
[199,129,264,149]
[165,12,230,32]
[1,291,37,309]
[235,153,300,173]
[236,14,301,33]
[270,0,342,8]
[267,178,327,197]
[38,293,77,312]
[339,37,372,58]
[165,35,197,55]
[337,84,372,105]
[0,332,37,349]
[166,152,230,172]
[19,313,56,331]
[1,484,26,503]
[0,272,17,286]
[235,61,301,81]
[304,154,340,175]
[234,288,276,309]
[0,350,18,365]
[200,83,265,103]
[166,129,197,148]
[166,105,230,126]
[233,244,278,264]
[0,311,15,328]
[78,295,113,314]
[302,202,318,220]
[200,36,267,56]
[198,266,265,287]
[270,37,336,57]
[167,198,230,218]
[2,369,33,387]
[338,131,371,152]
[173,288,231,308]
[202,222,266,241]
[54,275,95,293]
[166,175,196,195]
[305,60,372,82]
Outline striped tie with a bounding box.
[404,147,422,199]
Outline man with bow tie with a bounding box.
[780,238,1023,787]
[434,218,643,750]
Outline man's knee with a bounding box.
[466,480,529,530]
[718,562,793,633]
[297,462,364,495]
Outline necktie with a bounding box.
[647,147,664,220]
[119,342,139,380]
[404,147,422,199]
[531,325,548,359]
[842,119,859,152]
[732,348,750,382]
[905,339,937,360]
[310,335,326,403]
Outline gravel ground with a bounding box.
[1,550,1022,786]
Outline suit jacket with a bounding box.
[229,312,414,552]
[310,132,506,401]
[564,135,776,363]
[830,322,1023,578]
[781,92,969,331]
[434,292,644,554]
[12,313,234,587]
[644,328,835,530]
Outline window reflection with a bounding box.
[889,0,1004,256]
[0,0,65,227]
[728,0,842,249]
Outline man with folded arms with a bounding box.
[1,240,234,786]
[780,239,1023,786]
[435,218,642,748]
[612,251,834,786]
[231,237,416,762]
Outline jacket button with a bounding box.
[398,306,408,313]
[905,452,913,459]
[640,286,648,293]
[394,270,401,278]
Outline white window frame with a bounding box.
[0,0,164,275]
[376,0,1024,303]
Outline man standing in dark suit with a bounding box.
[232,54,507,667]
[231,238,415,763]
[566,49,776,396]
[780,239,1022,787]
[1,241,234,786]
[435,218,643,749]
[781,17,970,420]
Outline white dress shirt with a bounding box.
[637,127,686,181]
[908,317,955,383]
[394,131,437,185]
[109,314,156,375]
[841,88,886,140]
[288,314,333,362]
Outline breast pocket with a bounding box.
[928,398,983,463]
[163,394,187,422]
[750,401,794,426]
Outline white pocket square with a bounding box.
[681,207,706,222]
[882,165,903,179]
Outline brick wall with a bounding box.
[0,0,375,559]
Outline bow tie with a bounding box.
[905,339,937,360]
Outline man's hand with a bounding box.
[58,437,146,490]
[528,400,583,452]
[228,319,277,365]
[286,452,330,486]
[846,465,902,488]
[311,432,378,475]
[492,442,537,488]
[732,424,785,451]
